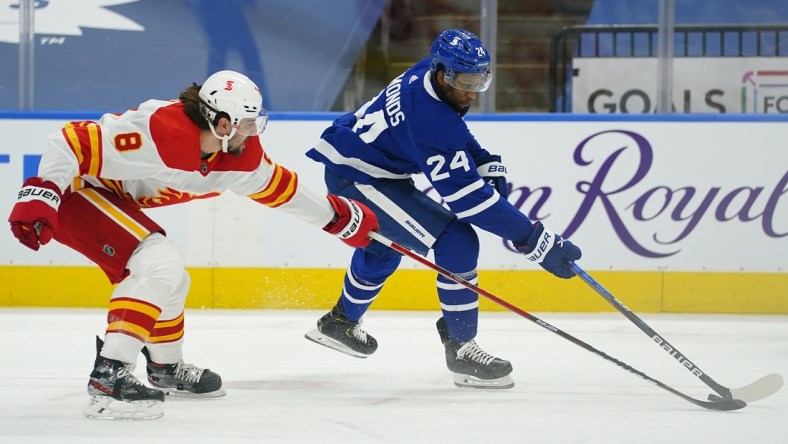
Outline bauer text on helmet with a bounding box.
[430,29,493,92]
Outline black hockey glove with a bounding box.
[476,154,509,198]
[514,222,581,279]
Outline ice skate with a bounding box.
[437,317,514,389]
[83,337,165,420]
[305,302,378,358]
[142,347,226,398]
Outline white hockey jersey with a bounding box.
[37,99,334,228]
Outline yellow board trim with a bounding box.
[0,266,785,314]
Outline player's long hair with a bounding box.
[179,83,210,130]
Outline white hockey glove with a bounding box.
[476,154,508,197]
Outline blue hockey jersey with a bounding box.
[306,58,535,244]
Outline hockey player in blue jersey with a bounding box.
[304,29,582,389]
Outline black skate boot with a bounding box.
[437,317,514,389]
[141,346,226,398]
[304,302,378,358]
[83,336,165,420]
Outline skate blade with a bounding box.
[83,395,164,420]
[304,329,370,359]
[160,387,227,399]
[453,373,515,390]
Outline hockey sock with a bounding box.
[437,271,479,342]
[340,248,401,320]
[434,220,480,342]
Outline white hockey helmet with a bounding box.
[199,70,268,151]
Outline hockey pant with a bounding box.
[54,186,189,365]
[324,171,481,342]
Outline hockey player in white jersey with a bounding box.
[7,70,378,419]
[304,29,582,389]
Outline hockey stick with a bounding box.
[567,261,783,404]
[367,231,745,411]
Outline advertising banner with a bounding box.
[572,57,788,114]
[1,115,785,273]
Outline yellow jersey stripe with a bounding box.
[266,171,297,207]
[63,124,85,166]
[247,164,283,200]
[87,125,101,176]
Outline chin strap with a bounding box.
[206,121,236,153]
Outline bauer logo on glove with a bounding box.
[523,229,554,262]
[514,222,581,279]
[323,194,379,248]
[17,185,61,208]
[8,177,63,251]
[338,201,363,240]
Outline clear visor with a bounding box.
[446,70,493,92]
[235,108,269,136]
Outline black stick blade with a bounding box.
[701,397,747,411]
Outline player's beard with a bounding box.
[226,135,247,156]
[435,80,473,113]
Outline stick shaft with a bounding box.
[367,232,743,410]
[567,261,733,399]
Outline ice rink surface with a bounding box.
[0,308,785,444]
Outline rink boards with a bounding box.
[0,114,785,313]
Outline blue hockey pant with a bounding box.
[325,169,481,342]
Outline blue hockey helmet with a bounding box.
[429,29,493,92]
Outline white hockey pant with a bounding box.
[100,233,190,365]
